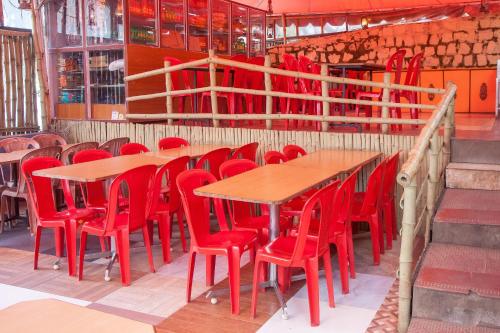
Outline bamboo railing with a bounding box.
[124,50,447,133]
[0,29,39,133]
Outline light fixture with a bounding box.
[361,17,369,29]
[116,1,123,16]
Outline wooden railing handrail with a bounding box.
[124,58,210,82]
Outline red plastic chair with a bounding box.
[98,137,130,157]
[177,169,258,315]
[164,56,195,116]
[351,160,386,265]
[194,147,231,180]
[32,133,67,147]
[355,50,406,130]
[251,181,339,326]
[78,165,157,286]
[22,157,95,276]
[147,156,190,262]
[264,151,288,164]
[245,57,265,123]
[158,137,189,150]
[382,152,400,250]
[73,149,113,212]
[401,53,424,121]
[283,144,307,160]
[231,142,259,162]
[297,56,323,131]
[120,143,149,155]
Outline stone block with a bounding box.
[403,36,414,47]
[385,37,394,47]
[488,55,499,66]
[343,53,354,62]
[478,29,494,41]
[458,43,471,55]
[454,31,474,43]
[441,32,454,43]
[328,53,340,63]
[491,17,500,28]
[442,56,452,66]
[327,45,334,52]
[479,17,491,29]
[473,42,484,54]
[446,43,457,55]
[320,53,326,63]
[395,37,403,47]
[369,51,377,60]
[415,33,428,45]
[452,54,463,67]
[414,45,423,54]
[486,41,499,54]
[334,43,345,52]
[464,55,473,67]
[437,45,447,56]
[359,54,368,61]
[424,46,435,56]
[429,34,440,45]
[477,54,488,66]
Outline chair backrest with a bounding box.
[164,56,191,91]
[246,57,265,90]
[158,137,189,150]
[385,49,406,85]
[404,53,424,87]
[297,56,316,93]
[120,142,149,155]
[60,142,99,165]
[103,165,157,234]
[292,180,339,265]
[219,159,259,225]
[0,137,40,152]
[360,160,386,216]
[220,55,248,88]
[283,144,306,160]
[231,142,259,162]
[32,133,67,148]
[98,137,130,156]
[18,146,63,194]
[264,151,288,164]
[22,157,74,221]
[73,149,113,208]
[383,152,400,200]
[330,167,360,240]
[150,156,190,215]
[282,54,298,71]
[177,169,229,247]
[194,147,231,180]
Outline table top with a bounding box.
[0,299,154,333]
[327,63,386,71]
[285,149,381,174]
[146,144,237,160]
[0,144,79,165]
[195,149,381,205]
[33,154,173,182]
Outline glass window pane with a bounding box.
[298,18,321,36]
[89,50,125,105]
[323,16,346,34]
[188,0,209,52]
[47,0,83,48]
[57,52,85,104]
[211,0,230,55]
[129,0,157,45]
[249,10,264,57]
[285,18,297,38]
[275,20,284,39]
[231,4,248,55]
[86,0,124,45]
[160,0,185,49]
[266,18,276,40]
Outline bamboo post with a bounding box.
[264,55,273,130]
[381,72,391,134]
[208,50,219,127]
[31,7,48,130]
[398,178,417,333]
[4,37,11,129]
[23,37,33,126]
[443,95,455,164]
[15,36,24,128]
[321,63,330,132]
[0,35,4,129]
[164,60,173,125]
[425,130,439,245]
[9,37,17,128]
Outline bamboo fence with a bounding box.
[0,29,39,135]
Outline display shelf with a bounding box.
[129,0,157,45]
[57,52,85,104]
[188,0,209,52]
[89,50,125,105]
[231,4,249,55]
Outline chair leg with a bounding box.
[159,214,171,263]
[206,254,216,287]
[176,211,187,253]
[64,221,77,276]
[116,230,131,286]
[336,236,350,294]
[227,247,241,315]
[384,201,393,250]
[33,226,42,270]
[0,194,7,234]
[346,222,356,278]
[54,226,65,258]
[323,250,335,307]
[391,198,398,240]
[250,258,263,318]
[368,216,381,265]
[98,237,107,252]
[304,258,320,327]
[142,226,155,273]
[186,251,197,302]
[78,231,88,281]
[377,210,385,254]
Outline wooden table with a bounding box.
[33,153,173,182]
[146,144,237,160]
[0,299,154,333]
[195,149,381,312]
[0,144,79,165]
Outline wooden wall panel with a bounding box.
[56,104,86,119]
[470,69,496,113]
[444,70,470,113]
[92,104,127,120]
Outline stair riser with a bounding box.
[433,222,500,249]
[446,168,500,191]
[452,139,500,164]
[413,287,500,328]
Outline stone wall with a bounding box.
[268,14,500,69]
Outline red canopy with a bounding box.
[242,0,487,13]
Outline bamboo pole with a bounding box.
[208,50,219,128]
[0,35,4,129]
[23,36,33,126]
[15,36,24,128]
[264,55,273,130]
[381,72,391,134]
[126,86,212,102]
[443,96,455,165]
[398,178,417,333]
[164,60,173,125]
[321,63,330,132]
[425,130,439,246]
[4,36,12,129]
[31,6,48,130]
[124,58,211,82]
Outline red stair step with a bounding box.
[408,319,500,333]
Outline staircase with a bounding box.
[408,120,500,332]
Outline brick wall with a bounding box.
[268,14,500,69]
